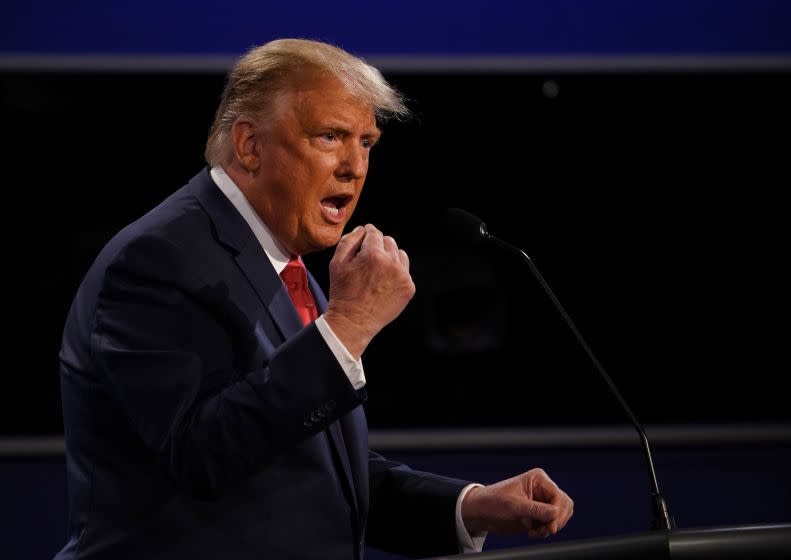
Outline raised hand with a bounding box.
[324,224,415,358]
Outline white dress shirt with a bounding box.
[210,166,485,553]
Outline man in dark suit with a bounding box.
[56,38,573,559]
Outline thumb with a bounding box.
[333,225,365,263]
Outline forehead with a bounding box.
[284,71,378,131]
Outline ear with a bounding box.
[230,120,260,172]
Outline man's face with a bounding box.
[246,73,380,256]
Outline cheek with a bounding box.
[263,149,299,193]
[317,152,341,175]
[295,151,337,191]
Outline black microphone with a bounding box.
[444,207,674,531]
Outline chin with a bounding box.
[305,228,344,253]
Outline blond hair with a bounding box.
[205,38,408,166]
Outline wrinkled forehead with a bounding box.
[281,70,378,128]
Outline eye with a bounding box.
[322,132,337,142]
[361,138,376,149]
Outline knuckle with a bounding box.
[373,250,390,266]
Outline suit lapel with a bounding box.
[234,249,304,339]
[192,169,364,515]
[190,169,304,340]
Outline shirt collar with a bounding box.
[210,165,292,274]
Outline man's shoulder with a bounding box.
[117,169,213,240]
[88,169,217,273]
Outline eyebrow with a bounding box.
[365,129,383,143]
[323,123,382,142]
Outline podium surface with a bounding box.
[431,523,791,559]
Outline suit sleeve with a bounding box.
[91,234,365,498]
[366,450,471,558]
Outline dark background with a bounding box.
[1,68,788,435]
[4,3,791,558]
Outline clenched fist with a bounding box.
[324,224,415,359]
[461,468,574,539]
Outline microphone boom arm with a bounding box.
[484,230,674,531]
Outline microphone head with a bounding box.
[441,207,490,246]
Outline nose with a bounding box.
[336,142,367,182]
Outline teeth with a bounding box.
[322,204,339,216]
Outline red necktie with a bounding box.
[280,258,318,326]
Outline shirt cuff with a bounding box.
[315,315,366,390]
[455,483,487,554]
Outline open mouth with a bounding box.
[321,195,353,219]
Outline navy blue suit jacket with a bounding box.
[56,169,469,560]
